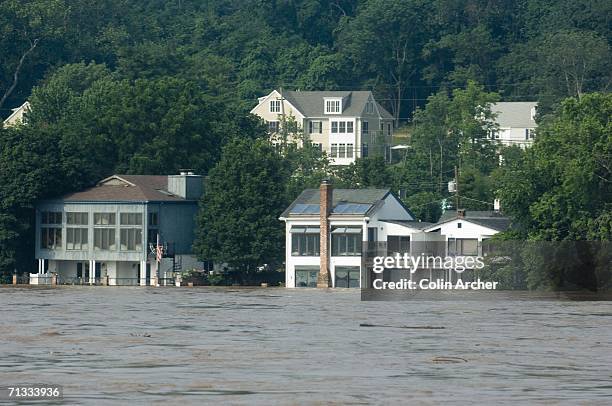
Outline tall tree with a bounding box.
[193,138,290,279]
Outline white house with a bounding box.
[490,102,538,148]
[251,90,395,165]
[279,181,440,288]
[280,182,511,289]
[3,101,30,127]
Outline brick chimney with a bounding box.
[317,179,333,288]
[457,209,466,218]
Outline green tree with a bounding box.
[193,138,290,280]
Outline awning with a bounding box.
[331,227,362,234]
[290,226,320,234]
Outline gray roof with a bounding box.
[381,220,433,230]
[281,188,391,218]
[434,211,511,232]
[491,102,537,128]
[282,90,394,119]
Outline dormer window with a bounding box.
[270,100,281,113]
[325,98,341,114]
[366,101,374,113]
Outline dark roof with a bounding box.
[281,188,391,218]
[59,175,188,202]
[433,211,511,232]
[282,90,394,119]
[380,220,433,230]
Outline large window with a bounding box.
[346,144,354,158]
[330,120,354,134]
[94,229,115,250]
[66,212,88,225]
[41,227,62,249]
[295,267,319,288]
[120,213,143,251]
[41,211,62,225]
[362,121,369,135]
[120,229,142,251]
[67,228,88,250]
[335,266,360,288]
[120,213,142,225]
[338,143,346,158]
[447,238,478,256]
[291,227,320,256]
[270,100,281,113]
[362,143,369,157]
[387,236,410,256]
[331,227,362,256]
[148,212,159,246]
[94,213,115,225]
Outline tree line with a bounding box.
[0,1,610,288]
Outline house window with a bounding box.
[94,213,116,225]
[309,121,322,134]
[268,121,279,133]
[41,211,62,225]
[295,266,319,288]
[458,222,462,228]
[94,228,115,250]
[120,228,142,251]
[335,266,360,288]
[325,99,341,114]
[66,228,88,250]
[331,121,338,133]
[347,144,354,158]
[331,227,362,256]
[366,102,374,113]
[270,100,281,113]
[331,143,338,158]
[526,128,535,140]
[362,143,369,157]
[447,238,478,256]
[362,121,369,135]
[291,227,320,256]
[347,121,354,133]
[387,123,392,136]
[338,143,346,158]
[66,212,88,225]
[311,142,323,152]
[148,212,158,226]
[387,236,410,256]
[120,213,142,225]
[339,121,346,133]
[41,227,62,249]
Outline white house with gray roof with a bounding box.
[490,102,538,148]
[251,90,395,165]
[279,181,431,288]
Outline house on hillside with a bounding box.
[251,90,395,165]
[490,102,538,148]
[3,101,30,127]
[32,172,206,286]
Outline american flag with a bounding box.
[155,234,163,263]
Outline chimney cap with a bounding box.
[179,169,195,176]
[321,178,332,185]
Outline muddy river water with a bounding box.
[1,287,611,405]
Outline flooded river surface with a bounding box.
[1,287,612,405]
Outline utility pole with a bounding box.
[454,165,460,213]
[278,87,287,148]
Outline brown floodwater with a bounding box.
[1,286,611,405]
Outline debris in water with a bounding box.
[432,356,468,363]
[359,323,445,329]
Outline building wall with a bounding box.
[432,219,499,242]
[497,127,535,147]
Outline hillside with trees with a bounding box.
[0,0,610,278]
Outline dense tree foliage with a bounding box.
[0,0,610,278]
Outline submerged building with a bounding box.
[32,172,204,285]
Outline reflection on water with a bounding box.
[1,287,612,404]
